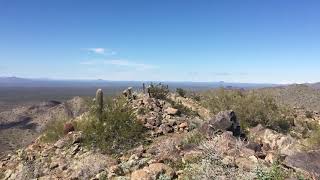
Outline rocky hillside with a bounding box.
[257,84,320,112]
[0,97,88,157]
[1,86,320,179]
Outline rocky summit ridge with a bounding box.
[1,87,320,180]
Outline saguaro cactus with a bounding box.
[127,87,132,97]
[147,85,152,98]
[142,83,146,94]
[95,89,104,121]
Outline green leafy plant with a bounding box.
[307,125,320,149]
[148,83,169,100]
[305,111,313,119]
[76,96,146,154]
[41,116,70,143]
[201,88,293,133]
[176,88,186,97]
[256,162,286,180]
[189,92,201,102]
[182,130,205,147]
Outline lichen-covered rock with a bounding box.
[250,124,300,156]
[201,110,241,137]
[131,163,175,180]
[63,122,75,135]
[283,150,320,177]
[164,107,180,116]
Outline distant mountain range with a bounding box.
[0,76,279,89]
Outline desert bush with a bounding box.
[188,91,201,102]
[176,88,186,97]
[181,139,255,180]
[76,96,145,154]
[201,88,293,133]
[305,111,313,119]
[148,83,169,99]
[166,98,198,117]
[0,169,4,180]
[41,116,70,143]
[172,101,198,117]
[182,130,205,147]
[307,125,320,149]
[255,162,287,180]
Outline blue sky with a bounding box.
[1,0,320,83]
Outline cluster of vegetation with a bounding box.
[148,83,170,99]
[181,130,205,148]
[76,96,146,154]
[41,96,145,154]
[307,124,320,149]
[181,139,253,179]
[162,97,195,117]
[176,88,186,97]
[200,88,294,133]
[258,84,320,112]
[188,92,202,102]
[255,162,287,180]
[41,116,70,143]
[171,100,199,117]
[305,110,313,119]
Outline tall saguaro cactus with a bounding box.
[96,89,104,121]
[142,83,146,94]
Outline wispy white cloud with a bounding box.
[80,61,97,65]
[85,48,116,55]
[80,59,157,70]
[103,59,156,70]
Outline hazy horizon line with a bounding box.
[0,75,311,85]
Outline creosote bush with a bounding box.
[201,88,293,133]
[148,83,169,100]
[176,88,186,97]
[170,100,198,117]
[255,161,287,180]
[75,96,145,154]
[307,124,320,149]
[305,111,313,119]
[41,116,70,143]
[182,130,205,147]
[188,91,201,102]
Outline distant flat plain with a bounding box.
[0,78,276,112]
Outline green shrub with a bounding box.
[167,99,198,117]
[305,111,313,119]
[182,130,205,147]
[201,88,293,133]
[76,96,146,154]
[148,83,169,100]
[307,125,320,149]
[0,170,4,180]
[176,88,186,97]
[41,116,69,143]
[188,92,201,102]
[256,162,286,180]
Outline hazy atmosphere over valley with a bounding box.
[1,1,320,180]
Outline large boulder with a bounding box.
[201,110,241,137]
[164,107,180,116]
[250,124,300,156]
[283,150,320,177]
[131,163,175,180]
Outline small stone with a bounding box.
[131,169,149,180]
[178,122,188,129]
[165,107,180,116]
[50,162,59,169]
[54,139,66,149]
[64,123,75,135]
[71,144,80,155]
[72,132,83,144]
